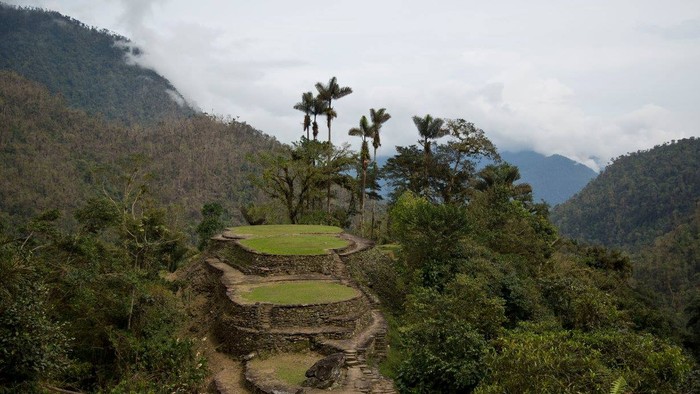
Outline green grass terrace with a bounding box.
[239,280,359,305]
[228,225,349,255]
[248,352,323,387]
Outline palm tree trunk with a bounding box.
[360,164,366,233]
[371,146,378,239]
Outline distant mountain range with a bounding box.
[500,151,597,206]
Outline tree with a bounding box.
[251,138,354,223]
[348,115,373,227]
[0,220,70,391]
[315,76,353,143]
[413,114,447,196]
[315,76,353,212]
[293,91,313,140]
[396,275,506,392]
[196,202,226,250]
[474,163,533,203]
[370,107,391,163]
[412,114,447,157]
[441,118,500,203]
[367,108,391,236]
[468,163,557,262]
[475,323,693,393]
[383,145,428,201]
[384,119,500,204]
[310,94,328,140]
[390,192,470,280]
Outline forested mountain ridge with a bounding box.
[551,138,700,361]
[551,137,700,248]
[0,70,279,229]
[0,3,194,124]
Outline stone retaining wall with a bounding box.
[213,241,342,276]
[269,295,368,328]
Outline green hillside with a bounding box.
[551,138,700,248]
[552,138,700,358]
[0,70,278,228]
[0,3,194,124]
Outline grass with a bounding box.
[240,280,359,305]
[229,224,343,237]
[249,352,322,386]
[239,234,349,255]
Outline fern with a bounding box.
[609,376,627,394]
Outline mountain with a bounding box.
[551,138,700,344]
[551,138,700,248]
[0,70,279,229]
[500,151,597,206]
[0,3,194,124]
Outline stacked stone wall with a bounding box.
[214,241,341,276]
[269,295,368,328]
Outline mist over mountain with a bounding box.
[0,3,194,124]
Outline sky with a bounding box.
[7,0,700,170]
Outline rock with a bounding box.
[302,353,346,389]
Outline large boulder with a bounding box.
[302,353,346,389]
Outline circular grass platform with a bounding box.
[229,225,349,255]
[240,280,359,305]
[238,234,349,255]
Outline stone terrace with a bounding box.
[204,227,395,394]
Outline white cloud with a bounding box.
[5,0,700,171]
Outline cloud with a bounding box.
[643,19,700,40]
[5,0,700,172]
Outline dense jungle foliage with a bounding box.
[0,170,206,393]
[370,189,697,393]
[0,4,194,124]
[552,138,700,363]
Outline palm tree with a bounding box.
[475,163,533,203]
[412,114,447,156]
[412,114,447,195]
[293,92,313,140]
[369,108,391,238]
[324,107,337,141]
[310,95,328,140]
[316,76,352,212]
[315,76,353,143]
[349,115,372,228]
[369,108,391,163]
